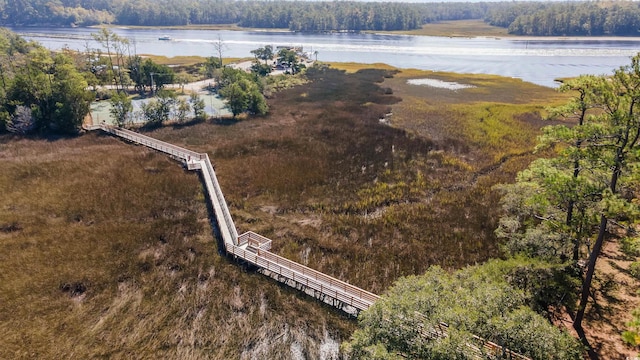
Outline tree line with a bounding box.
[485,2,640,36]
[1,0,424,31]
[3,0,640,35]
[0,0,486,29]
[0,28,92,134]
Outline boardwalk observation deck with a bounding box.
[88,124,378,314]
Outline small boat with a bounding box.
[158,35,171,41]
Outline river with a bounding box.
[11,26,640,87]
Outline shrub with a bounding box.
[621,237,640,258]
[344,261,584,360]
[109,91,133,127]
[630,262,640,281]
[622,306,640,347]
[94,87,112,100]
[189,93,206,121]
[141,90,176,126]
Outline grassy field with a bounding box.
[1,65,574,358]
[143,55,243,67]
[391,19,511,37]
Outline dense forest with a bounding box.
[2,0,640,36]
[484,2,640,36]
[0,28,92,134]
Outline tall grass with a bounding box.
[1,64,565,358]
[0,134,352,359]
[148,66,564,295]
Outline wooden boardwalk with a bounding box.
[87,125,531,358]
[88,124,378,313]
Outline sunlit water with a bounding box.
[12,27,640,87]
[407,78,476,90]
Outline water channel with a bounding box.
[12,26,640,87]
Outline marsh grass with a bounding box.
[0,134,352,359]
[327,62,398,73]
[392,19,511,37]
[142,55,241,67]
[147,65,565,295]
[1,64,567,358]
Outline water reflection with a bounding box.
[90,94,229,125]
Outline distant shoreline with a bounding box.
[89,24,640,41]
[476,35,640,41]
[0,22,632,42]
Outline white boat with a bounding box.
[158,35,171,41]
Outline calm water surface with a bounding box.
[12,27,640,87]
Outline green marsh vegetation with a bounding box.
[152,65,568,298]
[3,58,610,358]
[391,19,511,38]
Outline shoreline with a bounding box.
[7,24,638,41]
[83,25,640,41]
[482,35,640,41]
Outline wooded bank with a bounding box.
[3,1,640,36]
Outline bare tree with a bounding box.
[92,28,116,89]
[92,28,130,92]
[112,35,131,91]
[212,35,226,69]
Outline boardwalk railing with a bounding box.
[200,153,238,243]
[227,239,379,311]
[238,231,272,251]
[89,124,376,312]
[87,124,532,357]
[94,124,203,161]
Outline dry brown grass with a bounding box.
[5,63,612,358]
[147,65,565,294]
[0,134,353,359]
